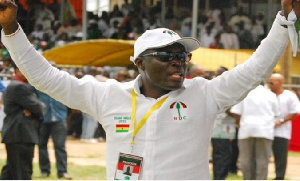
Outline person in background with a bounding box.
[1,62,43,179]
[216,66,240,175]
[267,73,300,180]
[211,67,236,180]
[189,64,208,79]
[231,83,279,180]
[34,69,72,180]
[0,77,6,132]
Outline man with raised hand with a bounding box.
[0,0,299,179]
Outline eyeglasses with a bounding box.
[140,52,192,62]
[267,82,274,85]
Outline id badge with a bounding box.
[114,153,143,180]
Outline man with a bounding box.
[210,67,236,180]
[1,63,43,179]
[0,0,298,179]
[231,84,279,180]
[189,64,207,79]
[267,73,300,180]
[35,90,72,179]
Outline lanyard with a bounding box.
[131,89,168,151]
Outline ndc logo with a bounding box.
[163,30,177,36]
[170,101,188,121]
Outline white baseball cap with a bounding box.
[130,28,200,62]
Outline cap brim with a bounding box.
[148,37,201,52]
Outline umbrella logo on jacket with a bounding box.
[170,101,187,121]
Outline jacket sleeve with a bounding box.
[208,17,289,113]
[13,83,43,119]
[1,27,108,120]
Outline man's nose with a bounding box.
[171,58,185,66]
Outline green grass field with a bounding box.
[1,151,300,180]
[0,158,244,180]
[0,159,107,180]
[0,159,245,180]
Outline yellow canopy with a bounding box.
[43,39,135,67]
[191,47,281,72]
[43,40,282,72]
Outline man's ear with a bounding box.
[135,58,145,70]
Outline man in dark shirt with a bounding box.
[1,63,43,180]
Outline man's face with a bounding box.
[138,43,189,92]
[267,78,281,92]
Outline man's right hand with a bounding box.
[23,109,32,117]
[0,0,18,35]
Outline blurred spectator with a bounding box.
[56,32,70,47]
[220,24,240,49]
[58,19,82,40]
[30,24,45,41]
[0,77,6,132]
[108,20,120,39]
[35,3,55,32]
[251,14,266,48]
[36,33,55,53]
[231,84,279,180]
[209,33,224,49]
[118,11,134,39]
[35,90,72,180]
[206,8,223,31]
[180,12,192,37]
[121,0,134,17]
[67,108,82,138]
[199,25,216,48]
[267,73,300,180]
[147,15,161,30]
[61,0,77,25]
[236,21,254,49]
[211,67,236,180]
[228,7,251,32]
[130,15,145,40]
[197,14,209,37]
[1,63,43,180]
[87,19,102,40]
[115,70,129,82]
[189,64,206,79]
[110,4,123,19]
[0,49,12,75]
[67,70,84,138]
[98,11,110,38]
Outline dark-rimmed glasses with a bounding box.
[140,52,192,62]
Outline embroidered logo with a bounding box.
[114,116,131,133]
[116,124,130,133]
[170,101,188,121]
[163,29,177,36]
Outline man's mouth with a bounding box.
[169,73,183,80]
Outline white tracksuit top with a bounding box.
[2,16,289,179]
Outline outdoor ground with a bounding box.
[1,136,300,180]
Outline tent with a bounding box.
[43,39,281,72]
[43,39,135,67]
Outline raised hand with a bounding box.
[292,0,300,17]
[282,0,300,18]
[0,0,18,34]
[23,109,32,117]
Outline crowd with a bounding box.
[0,0,268,54]
[0,0,300,180]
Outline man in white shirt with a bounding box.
[0,0,298,179]
[267,73,300,180]
[231,84,279,180]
